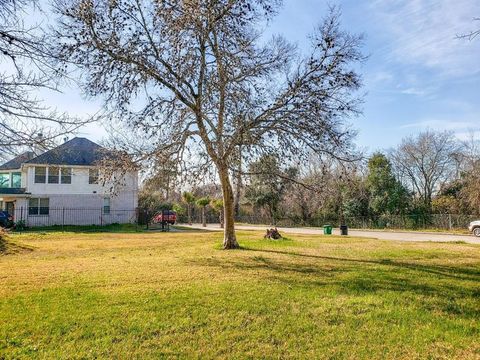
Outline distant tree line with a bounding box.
[139,129,480,228]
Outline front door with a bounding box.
[5,201,14,218]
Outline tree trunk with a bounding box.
[339,194,345,226]
[269,207,275,226]
[218,164,239,249]
[166,172,170,200]
[234,174,241,219]
[202,207,206,227]
[187,204,192,225]
[233,145,242,219]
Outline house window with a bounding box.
[61,168,72,184]
[0,173,9,188]
[89,169,99,184]
[48,167,60,184]
[28,198,36,215]
[103,197,110,214]
[29,198,49,215]
[34,167,46,183]
[11,172,21,188]
[40,198,50,215]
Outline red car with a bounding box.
[153,210,177,225]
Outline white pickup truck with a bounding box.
[468,220,480,237]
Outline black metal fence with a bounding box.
[13,207,138,228]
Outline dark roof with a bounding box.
[0,188,29,195]
[25,137,111,166]
[0,152,36,170]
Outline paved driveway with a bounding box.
[181,223,480,245]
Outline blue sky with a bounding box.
[41,0,480,152]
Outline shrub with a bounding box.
[15,220,26,231]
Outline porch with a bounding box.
[0,188,30,220]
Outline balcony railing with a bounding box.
[0,188,28,195]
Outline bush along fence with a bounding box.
[180,213,479,231]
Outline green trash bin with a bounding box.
[323,225,332,235]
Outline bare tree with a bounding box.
[458,132,480,214]
[458,18,480,40]
[0,0,90,158]
[281,155,336,225]
[141,156,179,200]
[461,162,480,214]
[54,1,363,248]
[390,131,459,212]
[459,131,480,169]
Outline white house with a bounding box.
[0,137,138,227]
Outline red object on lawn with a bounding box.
[153,210,177,225]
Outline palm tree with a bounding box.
[210,199,224,229]
[196,197,211,227]
[182,191,196,225]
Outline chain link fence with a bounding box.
[181,213,478,231]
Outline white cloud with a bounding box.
[369,0,480,77]
[400,87,428,96]
[400,119,478,130]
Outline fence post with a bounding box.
[135,208,138,231]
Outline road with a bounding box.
[181,223,480,245]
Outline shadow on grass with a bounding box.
[191,246,480,319]
[0,236,33,255]
[0,237,6,253]
[241,247,480,282]
[169,226,214,233]
[16,224,206,234]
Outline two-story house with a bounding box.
[0,137,138,227]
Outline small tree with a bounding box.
[210,199,224,229]
[138,190,172,214]
[172,203,186,217]
[196,197,211,227]
[182,192,196,225]
[366,153,410,217]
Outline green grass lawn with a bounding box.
[0,230,479,359]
